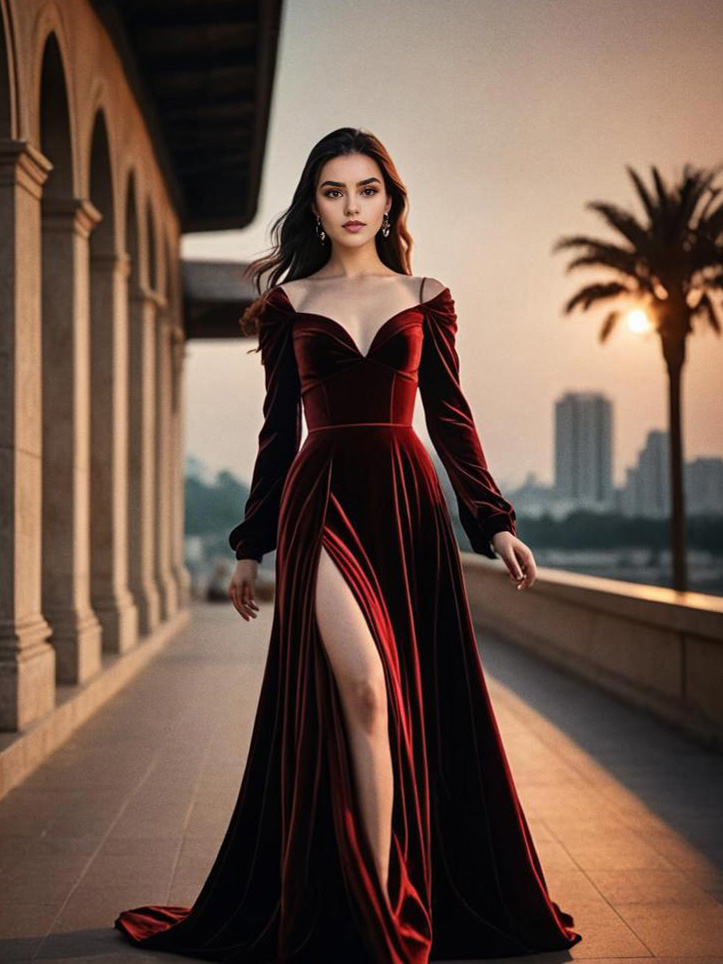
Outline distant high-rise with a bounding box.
[617,435,723,518]
[554,392,614,509]
[686,457,723,515]
[637,430,670,518]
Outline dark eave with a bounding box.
[90,0,283,232]
[182,259,258,339]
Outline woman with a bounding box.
[115,127,581,962]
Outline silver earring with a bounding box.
[315,215,326,243]
[381,212,391,238]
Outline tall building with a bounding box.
[636,430,670,518]
[554,392,614,509]
[686,457,723,515]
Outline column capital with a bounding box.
[0,139,52,198]
[41,196,103,239]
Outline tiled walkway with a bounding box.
[1,601,722,963]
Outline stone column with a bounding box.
[40,196,103,683]
[0,139,55,730]
[154,309,179,619]
[127,282,161,634]
[170,323,191,608]
[89,251,138,652]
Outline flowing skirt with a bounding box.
[115,424,581,962]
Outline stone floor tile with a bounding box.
[586,868,720,906]
[615,902,723,956]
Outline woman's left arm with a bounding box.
[418,282,536,589]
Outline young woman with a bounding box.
[115,127,581,962]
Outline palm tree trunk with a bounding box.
[666,354,687,591]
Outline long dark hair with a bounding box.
[240,127,413,351]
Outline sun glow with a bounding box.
[626,309,653,334]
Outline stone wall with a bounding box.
[0,0,190,734]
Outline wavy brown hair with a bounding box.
[240,127,414,354]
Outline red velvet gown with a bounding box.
[115,281,582,962]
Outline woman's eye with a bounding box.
[322,188,378,198]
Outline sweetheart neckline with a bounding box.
[272,284,451,359]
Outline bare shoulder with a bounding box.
[276,278,304,298]
[274,278,308,312]
[419,277,447,301]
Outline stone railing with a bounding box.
[462,556,723,749]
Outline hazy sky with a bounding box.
[182,0,723,492]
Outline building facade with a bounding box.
[0,0,280,736]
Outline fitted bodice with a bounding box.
[271,286,445,431]
[229,280,518,563]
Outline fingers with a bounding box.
[507,546,536,590]
[229,581,260,621]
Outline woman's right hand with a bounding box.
[229,559,261,621]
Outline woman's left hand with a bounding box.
[490,531,537,590]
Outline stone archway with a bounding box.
[149,200,178,620]
[39,32,103,685]
[0,2,56,730]
[164,234,189,608]
[88,108,138,654]
[126,173,161,633]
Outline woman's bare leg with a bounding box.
[315,544,394,898]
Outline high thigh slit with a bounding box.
[313,542,395,907]
[115,277,583,961]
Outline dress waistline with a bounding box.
[308,422,413,433]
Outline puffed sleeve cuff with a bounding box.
[457,499,518,559]
[228,527,264,563]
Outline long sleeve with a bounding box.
[228,297,302,562]
[418,288,517,560]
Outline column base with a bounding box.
[156,571,179,621]
[131,578,162,636]
[92,590,139,655]
[0,614,56,731]
[42,606,102,685]
[172,563,192,609]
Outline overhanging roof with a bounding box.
[91,0,284,232]
[182,260,258,339]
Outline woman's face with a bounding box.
[312,153,392,249]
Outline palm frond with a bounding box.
[598,310,620,344]
[563,281,631,315]
[626,165,658,224]
[694,291,722,334]
[583,202,653,255]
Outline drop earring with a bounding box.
[381,212,391,238]
[315,215,326,244]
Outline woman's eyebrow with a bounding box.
[319,177,383,188]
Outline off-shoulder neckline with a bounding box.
[271,283,450,318]
[269,284,451,359]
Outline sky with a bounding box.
[182,0,723,492]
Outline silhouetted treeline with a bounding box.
[185,470,251,556]
[185,469,723,558]
[508,510,723,554]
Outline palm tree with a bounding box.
[552,163,723,592]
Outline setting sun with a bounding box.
[626,309,654,334]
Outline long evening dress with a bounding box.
[115,278,582,962]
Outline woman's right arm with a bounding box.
[228,297,301,617]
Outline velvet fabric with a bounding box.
[115,283,582,962]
